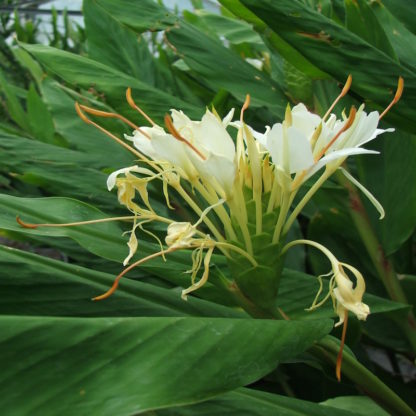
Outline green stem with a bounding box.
[336,170,416,353]
[283,168,332,235]
[313,337,415,416]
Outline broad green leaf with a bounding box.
[26,83,55,143]
[0,69,30,131]
[166,21,287,113]
[344,0,397,60]
[156,387,354,415]
[185,9,264,45]
[0,245,242,318]
[240,0,416,133]
[0,315,332,415]
[369,1,416,72]
[321,396,389,415]
[382,0,416,35]
[218,0,328,79]
[21,43,200,122]
[93,0,177,32]
[356,132,416,255]
[84,0,159,84]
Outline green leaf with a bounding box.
[0,315,331,415]
[26,83,56,143]
[84,0,159,84]
[240,0,416,133]
[321,396,389,415]
[0,245,241,318]
[156,387,355,415]
[356,131,416,255]
[218,0,328,79]
[369,1,416,72]
[344,0,397,60]
[0,69,30,131]
[92,0,177,32]
[21,43,200,123]
[166,21,287,113]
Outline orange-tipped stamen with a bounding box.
[126,87,156,126]
[93,247,176,301]
[164,114,207,160]
[379,76,404,120]
[315,106,357,161]
[240,94,251,123]
[16,216,38,229]
[323,75,352,121]
[336,310,349,382]
[78,104,141,131]
[75,102,147,159]
[17,215,135,229]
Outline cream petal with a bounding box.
[194,110,235,161]
[287,126,314,173]
[292,103,321,138]
[305,147,379,180]
[106,165,154,190]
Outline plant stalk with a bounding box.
[336,170,416,353]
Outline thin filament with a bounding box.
[379,76,404,120]
[16,215,134,229]
[315,106,357,161]
[93,247,177,301]
[75,102,145,159]
[164,114,207,160]
[126,87,156,126]
[323,75,352,121]
[336,310,349,382]
[78,104,141,131]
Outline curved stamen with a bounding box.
[126,87,156,126]
[336,310,349,382]
[379,76,404,120]
[315,106,357,162]
[323,75,352,121]
[240,94,251,123]
[16,215,135,229]
[78,104,140,131]
[93,247,178,301]
[75,102,145,159]
[164,114,207,160]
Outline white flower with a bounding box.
[125,109,237,197]
[333,263,370,326]
[309,106,394,178]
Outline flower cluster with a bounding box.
[62,76,400,324]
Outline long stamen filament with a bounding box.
[323,75,352,121]
[93,247,178,301]
[78,104,141,132]
[379,76,404,120]
[336,310,349,382]
[16,215,136,229]
[164,114,207,160]
[126,87,156,126]
[75,102,145,160]
[315,106,357,162]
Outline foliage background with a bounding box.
[0,0,415,415]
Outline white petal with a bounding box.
[222,108,235,126]
[287,126,314,173]
[292,103,321,138]
[151,133,197,179]
[194,110,235,161]
[107,165,154,190]
[266,123,284,169]
[305,147,379,180]
[339,167,385,219]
